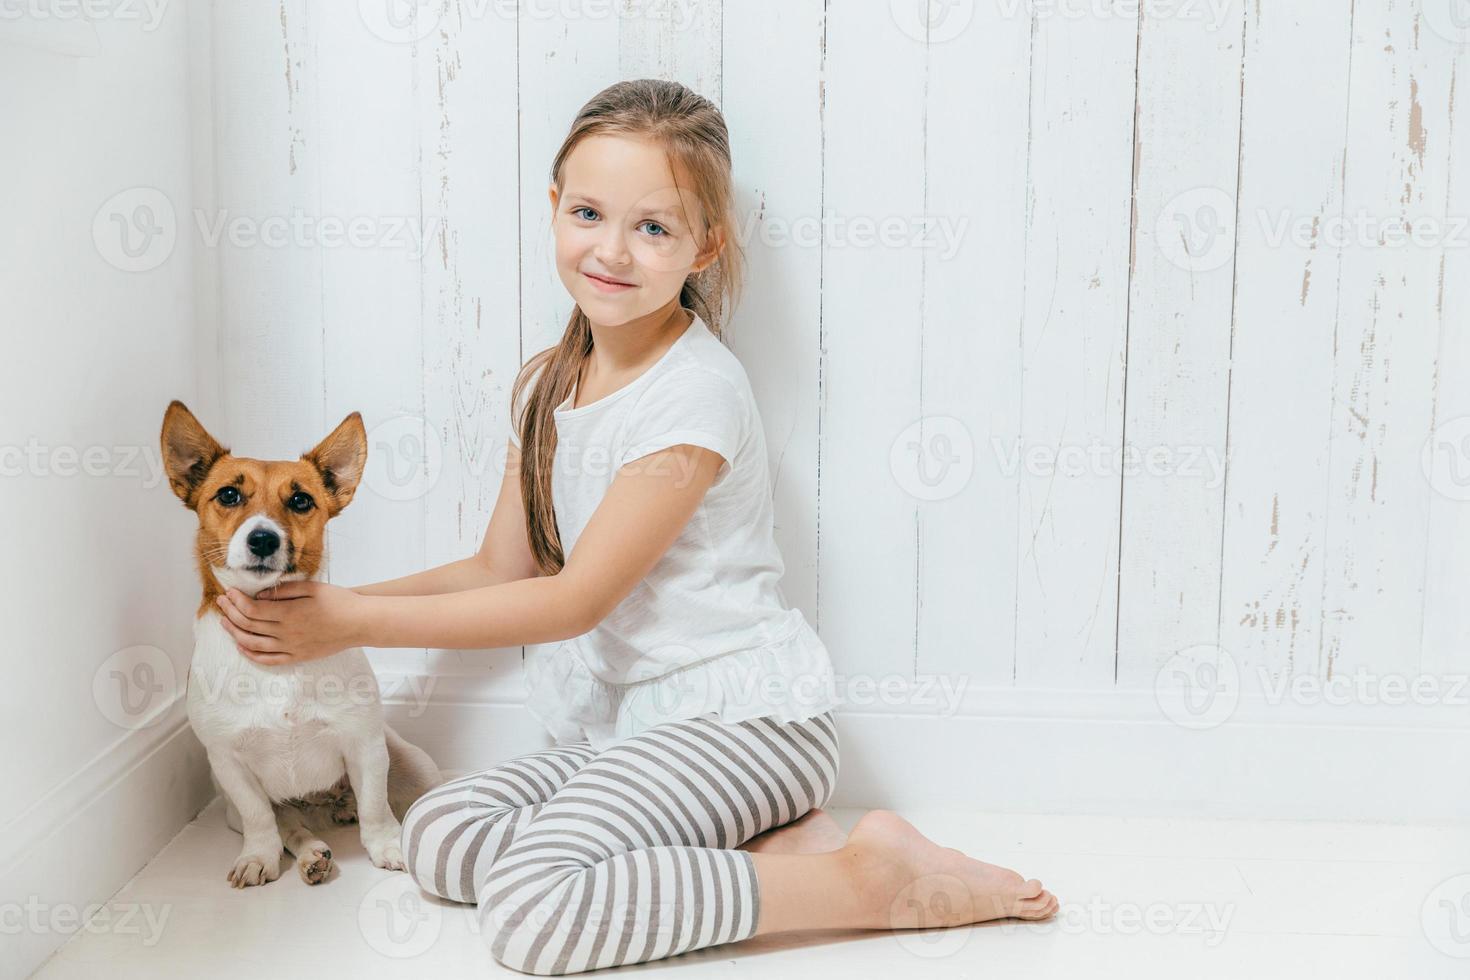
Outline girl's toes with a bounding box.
[1016,890,1058,919]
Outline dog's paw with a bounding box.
[364,837,406,872]
[227,851,281,888]
[296,844,334,885]
[331,796,358,825]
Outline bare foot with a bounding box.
[843,810,1058,929]
[738,808,849,855]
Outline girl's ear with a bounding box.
[693,226,726,273]
[548,183,560,211]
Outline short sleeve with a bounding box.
[618,367,746,471]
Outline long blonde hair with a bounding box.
[510,78,746,575]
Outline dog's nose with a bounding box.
[247,528,281,558]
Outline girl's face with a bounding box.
[549,134,719,327]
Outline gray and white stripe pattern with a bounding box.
[401,710,839,975]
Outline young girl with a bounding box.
[216,78,1056,975]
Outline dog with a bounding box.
[160,400,442,888]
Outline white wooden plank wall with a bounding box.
[208,0,1469,704]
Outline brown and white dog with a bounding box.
[160,400,442,888]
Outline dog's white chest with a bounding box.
[188,611,382,801]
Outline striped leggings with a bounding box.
[400,710,840,975]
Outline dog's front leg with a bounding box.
[343,734,405,870]
[208,747,284,887]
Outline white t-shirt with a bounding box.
[509,311,842,749]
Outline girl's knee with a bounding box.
[400,791,520,903]
[479,873,583,976]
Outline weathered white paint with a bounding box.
[200,1,1468,720]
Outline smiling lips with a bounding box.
[584,271,636,293]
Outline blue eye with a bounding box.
[572,206,599,221]
[640,221,668,237]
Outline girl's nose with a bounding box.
[593,227,631,266]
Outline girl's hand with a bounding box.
[215,580,368,666]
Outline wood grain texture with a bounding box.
[205,1,1463,706]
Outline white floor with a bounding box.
[32,791,1469,979]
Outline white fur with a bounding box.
[189,561,441,887]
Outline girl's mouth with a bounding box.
[585,272,635,293]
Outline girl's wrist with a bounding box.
[350,592,382,648]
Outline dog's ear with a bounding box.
[303,412,367,515]
[160,400,228,508]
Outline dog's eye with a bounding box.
[287,491,315,514]
[215,486,242,507]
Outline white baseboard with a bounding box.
[380,675,1470,825]
[3,698,214,980]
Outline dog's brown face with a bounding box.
[160,400,366,598]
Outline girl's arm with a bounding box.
[350,442,543,597]
[356,440,723,649]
